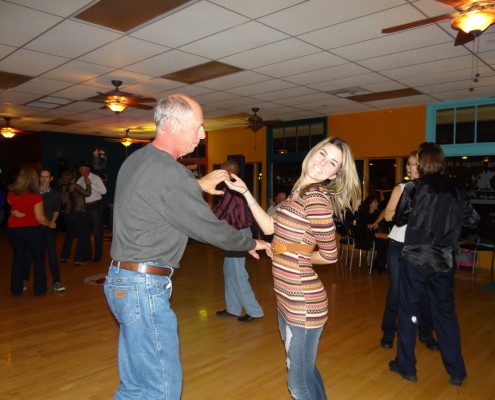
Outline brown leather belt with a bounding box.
[112,261,173,276]
[272,242,315,255]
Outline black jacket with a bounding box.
[396,175,480,272]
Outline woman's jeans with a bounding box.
[7,226,46,296]
[277,311,327,400]
[381,239,435,341]
[61,212,90,262]
[223,227,263,317]
[104,262,181,400]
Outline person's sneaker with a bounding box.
[389,360,417,383]
[380,337,394,349]
[420,337,440,351]
[53,282,66,292]
[449,375,466,386]
[23,280,28,291]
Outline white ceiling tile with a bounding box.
[0,49,69,76]
[383,54,473,81]
[158,85,215,99]
[79,37,169,68]
[207,96,260,109]
[24,20,121,59]
[0,2,63,47]
[332,26,453,61]
[86,70,154,88]
[358,42,470,71]
[199,71,270,90]
[300,5,426,50]
[250,86,318,102]
[180,21,288,59]
[125,50,208,77]
[284,63,370,85]
[225,79,296,96]
[131,1,248,48]
[0,44,16,59]
[220,38,321,70]
[363,94,437,108]
[51,83,109,101]
[253,52,347,78]
[12,77,74,95]
[0,90,42,104]
[125,78,186,96]
[40,60,113,84]
[208,0,305,19]
[275,92,340,107]
[307,72,390,92]
[8,0,96,17]
[258,0,405,35]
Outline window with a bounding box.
[272,119,325,154]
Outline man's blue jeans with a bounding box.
[104,262,181,400]
[277,311,327,400]
[223,227,263,317]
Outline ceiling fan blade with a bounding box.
[126,98,156,106]
[381,13,452,34]
[127,103,154,111]
[435,0,467,8]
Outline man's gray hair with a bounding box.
[154,94,193,132]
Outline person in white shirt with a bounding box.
[267,192,287,216]
[77,161,107,261]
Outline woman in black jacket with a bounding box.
[388,142,480,386]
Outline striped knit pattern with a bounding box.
[272,186,337,329]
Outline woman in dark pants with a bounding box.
[7,167,56,296]
[59,170,92,265]
[389,142,480,386]
[380,151,438,351]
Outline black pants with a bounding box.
[396,262,466,379]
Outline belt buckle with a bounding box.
[272,242,287,255]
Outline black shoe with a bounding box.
[237,314,262,322]
[380,337,394,349]
[449,375,466,386]
[389,360,417,383]
[420,337,439,351]
[216,309,236,317]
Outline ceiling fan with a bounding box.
[382,0,495,46]
[1,117,31,138]
[246,108,282,132]
[86,80,156,113]
[106,128,152,147]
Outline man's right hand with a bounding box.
[198,170,230,195]
[248,240,273,260]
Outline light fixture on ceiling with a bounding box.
[1,126,15,139]
[121,138,132,147]
[1,117,17,138]
[107,98,128,113]
[452,5,495,35]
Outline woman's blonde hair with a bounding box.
[8,166,40,195]
[293,137,361,220]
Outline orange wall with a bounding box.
[327,105,427,158]
[206,105,428,207]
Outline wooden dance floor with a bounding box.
[1,231,494,399]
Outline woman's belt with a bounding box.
[271,242,315,255]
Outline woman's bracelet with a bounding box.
[247,199,257,207]
[242,189,249,195]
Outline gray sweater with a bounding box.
[110,144,256,268]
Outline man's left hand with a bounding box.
[198,170,230,195]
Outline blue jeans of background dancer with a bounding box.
[223,227,263,317]
[278,311,326,400]
[104,262,181,400]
